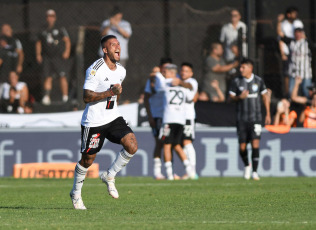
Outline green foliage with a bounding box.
[0,177,315,229]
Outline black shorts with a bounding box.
[42,56,68,79]
[159,123,184,145]
[151,117,162,137]
[237,121,262,143]
[81,117,133,155]
[183,119,195,141]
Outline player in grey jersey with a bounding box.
[229,59,270,181]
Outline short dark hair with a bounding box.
[210,42,222,52]
[110,6,122,17]
[100,35,117,48]
[159,57,172,66]
[286,6,298,14]
[240,58,254,67]
[181,62,193,70]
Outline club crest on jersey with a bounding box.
[252,84,258,92]
[90,70,96,76]
[238,86,244,91]
[89,133,100,149]
[53,29,59,36]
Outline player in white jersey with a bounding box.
[70,35,138,210]
[158,64,195,180]
[144,58,172,180]
[180,62,199,180]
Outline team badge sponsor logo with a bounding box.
[252,84,258,92]
[254,124,262,136]
[90,70,96,76]
[162,124,170,137]
[89,133,100,149]
[238,86,244,91]
[53,29,59,36]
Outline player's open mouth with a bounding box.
[115,51,120,58]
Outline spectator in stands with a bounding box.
[288,28,312,98]
[219,9,247,63]
[0,36,15,83]
[299,93,316,128]
[199,43,238,102]
[100,6,132,67]
[273,99,297,127]
[1,23,24,75]
[0,71,29,113]
[291,77,316,105]
[277,7,304,97]
[36,9,71,105]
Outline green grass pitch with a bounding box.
[0,177,315,229]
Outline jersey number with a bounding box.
[169,89,184,105]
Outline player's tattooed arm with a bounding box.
[83,89,111,103]
[83,84,122,103]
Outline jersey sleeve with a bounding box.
[185,78,198,100]
[100,19,110,32]
[15,39,23,50]
[219,25,225,42]
[36,31,43,42]
[60,27,69,38]
[191,79,198,94]
[144,79,151,93]
[154,74,167,92]
[185,88,195,102]
[206,57,218,70]
[83,67,99,91]
[123,21,132,36]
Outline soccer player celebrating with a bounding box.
[70,35,138,210]
[180,62,199,179]
[229,59,271,180]
[159,64,195,180]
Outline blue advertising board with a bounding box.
[0,127,315,177]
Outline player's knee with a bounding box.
[127,140,138,155]
[122,133,138,155]
[239,148,248,157]
[80,154,96,168]
[79,159,93,168]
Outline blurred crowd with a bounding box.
[0,6,315,129]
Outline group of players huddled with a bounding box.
[144,58,199,180]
